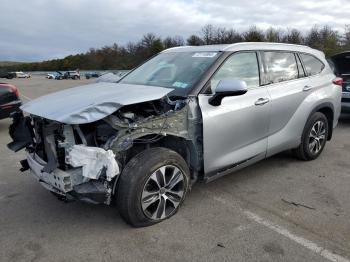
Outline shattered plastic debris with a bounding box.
[66,145,120,181]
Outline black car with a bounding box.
[0,83,21,119]
[0,69,16,79]
[329,52,350,112]
[85,72,101,79]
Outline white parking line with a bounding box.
[20,94,32,101]
[210,195,349,262]
[244,210,349,262]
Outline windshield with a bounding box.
[119,51,219,95]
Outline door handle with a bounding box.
[303,85,313,91]
[255,98,270,106]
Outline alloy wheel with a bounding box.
[308,120,326,155]
[141,165,185,220]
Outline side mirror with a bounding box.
[209,79,248,106]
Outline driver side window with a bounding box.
[209,52,260,93]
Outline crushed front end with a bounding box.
[7,112,119,204]
[7,95,203,205]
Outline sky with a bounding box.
[0,0,349,62]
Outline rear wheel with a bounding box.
[293,112,328,161]
[116,147,190,227]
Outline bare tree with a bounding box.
[163,36,185,48]
[202,24,215,44]
[243,26,265,42]
[213,27,243,44]
[342,25,350,50]
[265,27,283,42]
[282,29,304,44]
[187,35,204,46]
[4,24,350,72]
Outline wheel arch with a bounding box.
[309,102,334,140]
[121,134,202,181]
[150,135,202,182]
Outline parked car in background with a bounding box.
[0,69,16,79]
[47,71,63,80]
[7,43,341,227]
[63,71,80,80]
[85,72,101,79]
[16,72,31,78]
[96,72,122,83]
[329,52,350,113]
[46,73,55,79]
[0,83,21,120]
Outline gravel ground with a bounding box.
[0,76,349,262]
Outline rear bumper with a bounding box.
[0,100,21,119]
[341,92,350,112]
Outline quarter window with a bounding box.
[263,52,298,83]
[209,52,260,93]
[299,53,324,76]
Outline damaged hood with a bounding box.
[21,82,173,124]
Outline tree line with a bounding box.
[3,25,350,71]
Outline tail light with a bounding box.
[332,77,343,86]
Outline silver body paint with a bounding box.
[195,43,341,179]
[21,82,172,124]
[11,42,341,204]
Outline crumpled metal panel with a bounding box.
[21,82,173,124]
[66,145,120,181]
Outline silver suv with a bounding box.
[8,43,342,227]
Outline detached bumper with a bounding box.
[8,114,116,205]
[26,152,83,194]
[25,152,112,204]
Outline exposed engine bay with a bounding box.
[8,96,203,205]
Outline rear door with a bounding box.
[198,51,270,177]
[261,51,311,156]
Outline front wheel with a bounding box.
[116,147,190,227]
[293,112,329,161]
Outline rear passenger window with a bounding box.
[299,53,324,76]
[263,52,298,83]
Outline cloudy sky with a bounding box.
[1,0,349,61]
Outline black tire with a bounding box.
[116,147,190,227]
[293,112,329,161]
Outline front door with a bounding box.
[198,52,270,177]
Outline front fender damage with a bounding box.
[8,96,203,206]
